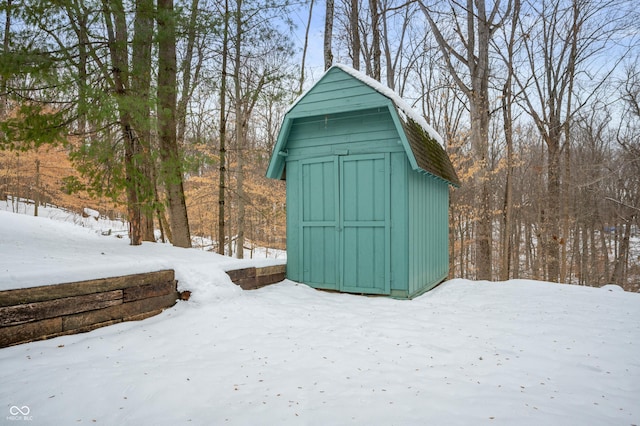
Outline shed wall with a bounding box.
[408,171,450,296]
[285,160,301,282]
[285,108,406,294]
[285,108,402,160]
[389,151,409,294]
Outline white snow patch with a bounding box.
[0,204,282,292]
[601,284,625,292]
[82,207,100,219]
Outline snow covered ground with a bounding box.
[0,200,282,291]
[1,205,639,425]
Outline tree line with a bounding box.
[322,0,639,289]
[1,0,294,253]
[1,0,638,289]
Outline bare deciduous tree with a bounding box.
[419,0,513,280]
[325,0,335,70]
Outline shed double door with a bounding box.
[300,153,390,294]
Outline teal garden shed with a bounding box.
[266,65,460,299]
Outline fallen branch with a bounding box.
[605,197,640,212]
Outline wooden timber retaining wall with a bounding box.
[0,270,179,348]
[227,264,286,290]
[0,264,286,348]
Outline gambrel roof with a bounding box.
[266,64,460,187]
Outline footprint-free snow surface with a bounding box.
[1,207,639,425]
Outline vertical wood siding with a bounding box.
[408,171,449,295]
[389,152,409,294]
[300,158,338,289]
[340,154,390,294]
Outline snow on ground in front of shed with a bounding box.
[0,200,283,291]
[1,208,640,425]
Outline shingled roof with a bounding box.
[399,117,460,186]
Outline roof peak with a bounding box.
[326,64,445,148]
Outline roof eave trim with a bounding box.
[265,116,293,180]
[386,104,421,170]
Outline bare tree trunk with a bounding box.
[0,0,10,119]
[324,0,334,70]
[369,0,381,81]
[592,225,600,286]
[234,0,245,259]
[177,0,202,145]
[157,0,191,248]
[381,0,409,91]
[467,222,474,276]
[236,151,246,258]
[132,0,155,242]
[227,206,234,256]
[533,219,542,280]
[560,0,580,283]
[499,0,519,281]
[299,0,314,95]
[581,222,589,284]
[102,0,142,245]
[500,99,514,280]
[472,106,492,281]
[350,0,360,70]
[457,219,463,277]
[560,141,570,282]
[599,222,610,281]
[568,221,579,283]
[449,205,455,277]
[34,159,39,217]
[512,210,521,278]
[218,0,230,255]
[419,0,511,280]
[156,208,169,242]
[153,166,164,242]
[574,222,582,283]
[545,136,561,281]
[611,218,631,285]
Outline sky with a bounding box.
[290,0,329,82]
